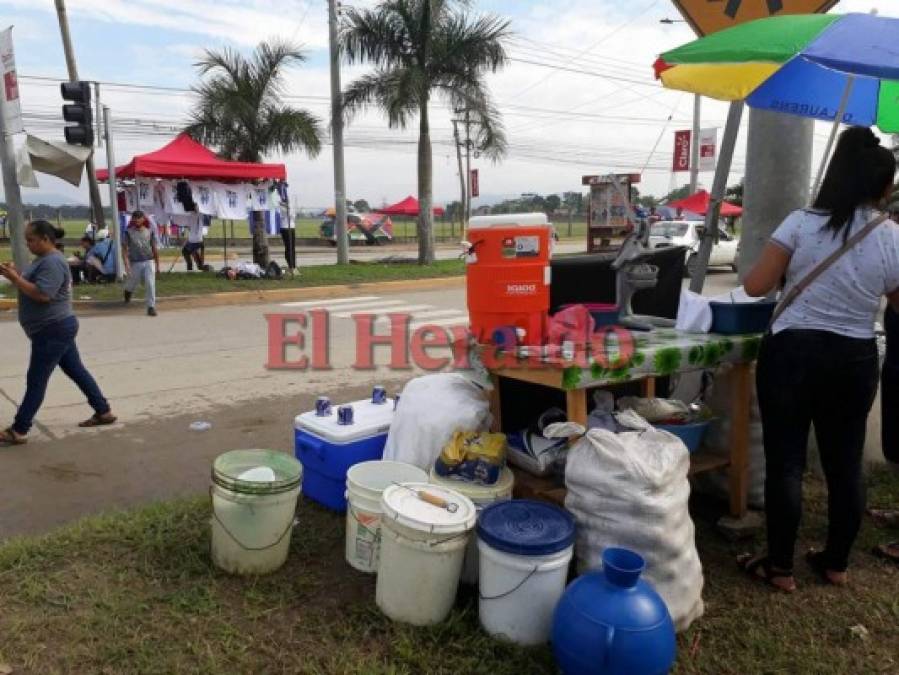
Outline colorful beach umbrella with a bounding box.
[654,13,899,133]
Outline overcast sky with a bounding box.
[0,0,892,209]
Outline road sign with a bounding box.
[671,0,840,36]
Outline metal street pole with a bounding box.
[689,94,700,194]
[0,88,28,268]
[327,0,349,265]
[102,106,123,281]
[464,110,472,225]
[53,0,105,230]
[690,101,744,294]
[452,118,466,235]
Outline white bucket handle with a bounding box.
[478,565,539,601]
[210,487,296,552]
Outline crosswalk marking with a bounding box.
[335,304,434,319]
[410,316,470,330]
[306,299,407,313]
[280,295,379,308]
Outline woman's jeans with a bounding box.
[756,329,878,572]
[13,316,110,435]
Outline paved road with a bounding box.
[0,270,740,538]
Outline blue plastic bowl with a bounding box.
[654,420,711,454]
[709,301,776,335]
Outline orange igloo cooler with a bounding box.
[465,213,553,345]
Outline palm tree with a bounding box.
[185,40,323,266]
[341,0,511,264]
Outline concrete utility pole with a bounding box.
[327,0,349,265]
[689,94,701,194]
[53,0,105,229]
[452,118,466,229]
[0,85,28,267]
[737,110,813,281]
[103,106,124,281]
[464,110,472,224]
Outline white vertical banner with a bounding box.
[698,127,717,172]
[0,27,23,134]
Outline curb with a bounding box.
[0,275,466,315]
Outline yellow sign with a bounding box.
[671,0,840,36]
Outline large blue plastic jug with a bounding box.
[552,548,676,675]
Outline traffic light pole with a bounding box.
[54,0,105,229]
[0,87,28,268]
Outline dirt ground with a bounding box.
[0,381,407,540]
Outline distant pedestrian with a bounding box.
[122,210,160,316]
[0,220,116,446]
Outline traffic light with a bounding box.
[60,80,93,146]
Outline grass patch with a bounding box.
[0,467,897,673]
[64,260,465,302]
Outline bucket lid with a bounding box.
[381,482,477,535]
[348,461,429,493]
[212,449,302,495]
[428,466,515,504]
[477,500,575,556]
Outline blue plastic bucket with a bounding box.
[709,301,776,334]
[654,420,711,454]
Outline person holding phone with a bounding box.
[0,220,116,446]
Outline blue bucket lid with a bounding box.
[477,499,575,556]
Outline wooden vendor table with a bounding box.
[485,329,763,519]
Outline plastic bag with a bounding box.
[434,431,506,485]
[383,374,491,470]
[617,396,691,424]
[548,304,595,347]
[675,289,712,333]
[507,408,570,477]
[547,418,704,632]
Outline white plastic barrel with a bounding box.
[345,461,428,573]
[376,483,477,626]
[477,500,576,645]
[428,467,515,584]
[210,449,303,576]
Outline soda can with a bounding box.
[372,385,387,405]
[394,394,401,411]
[315,396,332,417]
[337,405,354,425]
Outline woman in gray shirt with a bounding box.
[0,220,116,445]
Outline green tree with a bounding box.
[185,40,323,266]
[725,179,744,207]
[545,194,561,216]
[664,184,692,203]
[353,199,371,213]
[341,0,511,264]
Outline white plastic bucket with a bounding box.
[210,449,302,576]
[478,540,573,645]
[428,467,515,584]
[376,483,477,626]
[345,461,428,573]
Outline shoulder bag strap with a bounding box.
[770,212,889,327]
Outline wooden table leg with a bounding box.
[728,363,752,519]
[566,388,589,426]
[489,374,503,433]
[642,377,656,398]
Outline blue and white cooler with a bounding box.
[294,388,395,511]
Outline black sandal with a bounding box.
[805,549,848,586]
[872,542,899,565]
[78,413,117,428]
[0,427,27,446]
[737,553,796,593]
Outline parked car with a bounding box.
[648,220,739,276]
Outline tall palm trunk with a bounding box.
[417,99,435,265]
[252,211,270,266]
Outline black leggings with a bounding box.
[757,329,878,572]
[280,229,296,269]
[883,307,899,463]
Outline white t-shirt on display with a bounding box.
[214,184,250,220]
[770,207,899,339]
[194,182,217,216]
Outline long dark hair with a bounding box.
[813,126,896,241]
[28,220,63,242]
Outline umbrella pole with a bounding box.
[690,101,745,294]
[810,76,855,203]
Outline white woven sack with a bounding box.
[383,374,491,470]
[546,418,705,632]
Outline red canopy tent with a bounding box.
[96,133,286,181]
[375,195,445,217]
[666,190,742,217]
